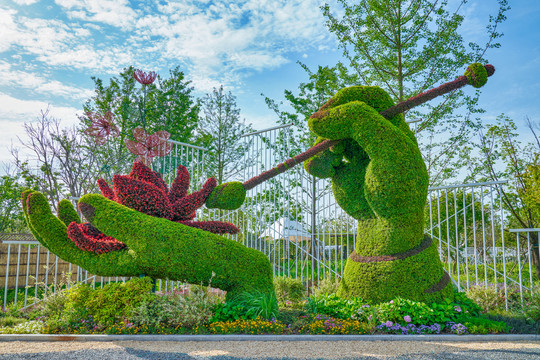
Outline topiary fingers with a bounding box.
[309,97,427,218]
[21,189,49,249]
[24,191,140,276]
[57,199,81,226]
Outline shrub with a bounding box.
[521,286,540,323]
[486,313,540,334]
[212,290,279,322]
[466,283,513,312]
[376,292,481,326]
[0,316,26,328]
[462,317,509,334]
[276,308,308,325]
[311,275,340,297]
[166,284,222,328]
[132,281,223,329]
[306,293,366,319]
[57,277,152,327]
[131,294,175,328]
[273,276,305,304]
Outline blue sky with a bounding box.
[1,0,539,174]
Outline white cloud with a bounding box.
[130,0,332,91]
[1,0,334,90]
[12,0,40,5]
[0,93,81,166]
[0,61,93,100]
[55,0,138,31]
[0,8,20,52]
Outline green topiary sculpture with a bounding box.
[301,64,493,303]
[303,85,450,303]
[20,165,274,301]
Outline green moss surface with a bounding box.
[465,63,488,88]
[23,191,140,276]
[57,199,81,227]
[206,181,246,210]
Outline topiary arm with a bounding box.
[77,193,274,299]
[22,190,141,276]
[308,88,428,220]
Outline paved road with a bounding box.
[1,340,539,360]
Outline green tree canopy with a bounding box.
[198,86,253,184]
[321,0,509,184]
[0,163,39,233]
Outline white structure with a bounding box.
[261,217,311,242]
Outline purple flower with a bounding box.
[390,300,394,304]
[404,315,412,323]
[454,306,462,313]
[385,321,393,327]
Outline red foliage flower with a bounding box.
[67,162,239,254]
[84,111,120,145]
[133,69,157,85]
[67,222,127,254]
[125,127,173,167]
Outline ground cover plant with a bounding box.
[2,275,537,335]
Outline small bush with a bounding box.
[462,316,509,334]
[486,313,540,334]
[306,293,365,319]
[273,276,305,304]
[0,316,26,328]
[212,290,278,322]
[521,286,540,323]
[466,283,525,313]
[377,294,480,326]
[276,308,307,325]
[311,276,340,297]
[133,283,223,329]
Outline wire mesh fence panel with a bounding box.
[426,181,539,309]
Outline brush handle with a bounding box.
[242,64,495,191]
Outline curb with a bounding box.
[0,334,538,342]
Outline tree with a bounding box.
[317,0,509,185]
[81,66,201,179]
[469,115,540,280]
[12,109,102,207]
[198,86,253,184]
[83,66,199,143]
[0,164,39,233]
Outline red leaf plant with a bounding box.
[84,111,120,145]
[125,127,173,167]
[67,162,239,254]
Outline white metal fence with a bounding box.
[2,126,539,309]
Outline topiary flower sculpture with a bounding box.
[21,162,273,300]
[67,162,239,254]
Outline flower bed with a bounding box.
[1,277,538,335]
